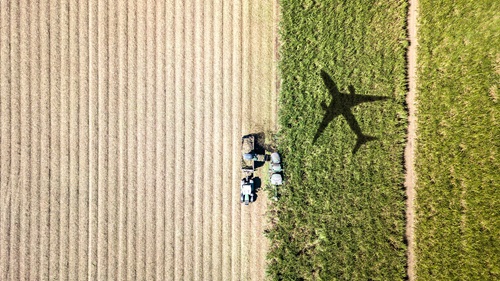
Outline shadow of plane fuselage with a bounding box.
[313,70,389,154]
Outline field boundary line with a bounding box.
[405,0,419,279]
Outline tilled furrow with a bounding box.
[183,0,195,278]
[88,0,99,278]
[38,1,52,279]
[48,0,62,278]
[59,0,71,278]
[212,0,224,279]
[19,0,32,279]
[0,1,11,278]
[68,0,81,279]
[240,0,252,279]
[231,0,243,279]
[154,0,167,279]
[164,0,176,279]
[145,0,157,279]
[77,1,90,279]
[116,0,129,279]
[125,0,138,278]
[28,1,42,279]
[174,0,186,279]
[222,0,234,279]
[107,1,120,279]
[202,0,214,279]
[192,0,205,279]
[135,0,147,277]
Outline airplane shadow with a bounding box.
[313,70,390,154]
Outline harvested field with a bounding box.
[0,0,277,280]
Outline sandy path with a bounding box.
[406,0,419,279]
[0,0,277,280]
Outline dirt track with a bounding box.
[405,0,419,279]
[0,0,277,280]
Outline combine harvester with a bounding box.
[240,134,283,205]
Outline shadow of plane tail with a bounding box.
[352,135,377,154]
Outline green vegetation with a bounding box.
[416,0,500,279]
[266,0,408,279]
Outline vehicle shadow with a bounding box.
[252,177,262,202]
[251,132,268,169]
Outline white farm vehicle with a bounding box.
[240,177,254,205]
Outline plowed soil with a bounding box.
[0,0,277,280]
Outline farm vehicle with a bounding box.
[241,135,266,176]
[240,177,255,205]
[240,134,283,205]
[268,152,283,201]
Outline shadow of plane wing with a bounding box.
[313,107,340,144]
[320,70,340,98]
[342,108,377,154]
[349,94,390,107]
[352,135,377,154]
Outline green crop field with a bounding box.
[266,0,408,279]
[416,0,500,279]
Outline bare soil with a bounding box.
[0,0,277,280]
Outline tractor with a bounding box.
[240,177,254,205]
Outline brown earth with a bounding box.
[0,0,277,280]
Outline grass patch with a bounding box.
[266,0,408,279]
[416,0,500,279]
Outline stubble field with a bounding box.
[0,0,277,280]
